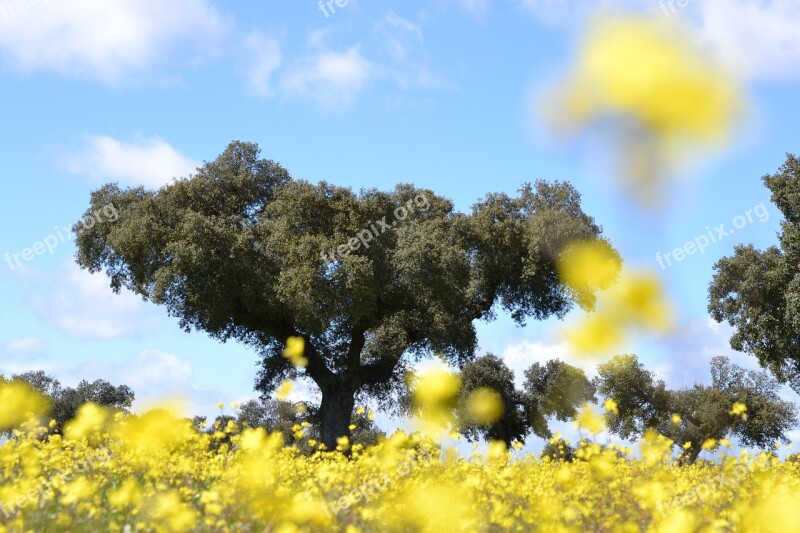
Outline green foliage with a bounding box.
[455,354,595,447]
[708,153,800,391]
[2,370,134,434]
[458,354,528,446]
[73,140,611,449]
[522,359,597,439]
[595,355,797,463]
[595,354,670,439]
[540,438,576,462]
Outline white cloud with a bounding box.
[0,0,227,82]
[0,347,227,418]
[1,337,47,355]
[280,46,371,107]
[500,339,599,386]
[64,135,197,188]
[694,0,800,81]
[30,262,159,340]
[77,349,193,402]
[244,31,282,97]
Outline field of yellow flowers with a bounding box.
[1,382,799,532]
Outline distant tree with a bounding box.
[235,398,384,452]
[522,359,597,440]
[708,154,800,392]
[4,371,134,434]
[595,354,798,463]
[540,437,576,462]
[458,354,528,447]
[73,140,614,450]
[456,355,595,447]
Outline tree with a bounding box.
[522,359,597,440]
[595,354,797,463]
[708,154,800,392]
[4,371,134,434]
[458,354,528,446]
[456,355,595,447]
[73,141,613,450]
[234,398,384,452]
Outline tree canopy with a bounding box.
[456,354,595,447]
[595,354,797,463]
[73,140,614,449]
[1,371,134,435]
[708,154,800,392]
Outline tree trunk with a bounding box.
[319,384,356,452]
[680,444,702,465]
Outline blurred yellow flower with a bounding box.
[283,336,308,368]
[64,403,110,443]
[466,387,505,425]
[0,381,49,431]
[564,312,625,355]
[603,398,619,415]
[606,271,673,332]
[558,239,621,297]
[543,15,742,206]
[730,401,748,421]
[573,404,606,435]
[276,380,293,400]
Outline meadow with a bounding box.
[2,387,800,532]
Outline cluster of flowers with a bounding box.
[2,381,800,531]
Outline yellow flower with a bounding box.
[411,367,462,437]
[108,478,143,509]
[276,380,293,400]
[701,438,718,451]
[730,401,748,419]
[671,414,681,424]
[606,271,673,332]
[543,15,742,206]
[64,403,110,443]
[564,312,625,355]
[603,398,619,415]
[466,387,505,425]
[558,239,621,297]
[0,381,50,430]
[573,404,606,435]
[283,336,308,368]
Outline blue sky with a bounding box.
[1,0,800,450]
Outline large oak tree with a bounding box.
[73,141,612,449]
